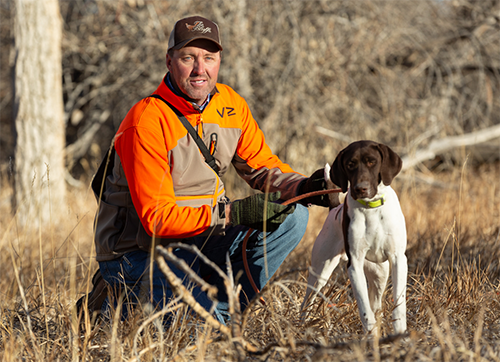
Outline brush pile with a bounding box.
[1,0,499,183]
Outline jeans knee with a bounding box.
[287,203,309,235]
[273,203,308,250]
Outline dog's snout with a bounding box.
[353,182,371,198]
[354,184,368,193]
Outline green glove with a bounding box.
[298,168,340,208]
[298,168,329,207]
[230,192,295,232]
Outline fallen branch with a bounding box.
[401,124,500,170]
[315,126,354,143]
[250,331,416,357]
[397,173,452,188]
[316,124,500,171]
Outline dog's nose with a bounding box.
[353,182,370,198]
[354,186,368,194]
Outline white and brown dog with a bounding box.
[301,140,407,334]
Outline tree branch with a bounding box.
[401,124,500,170]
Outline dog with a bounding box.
[301,140,407,334]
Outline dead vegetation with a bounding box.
[0,163,499,361]
[1,0,500,361]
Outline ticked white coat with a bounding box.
[301,141,407,334]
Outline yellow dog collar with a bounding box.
[357,195,385,208]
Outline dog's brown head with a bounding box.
[330,140,402,200]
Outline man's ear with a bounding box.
[166,53,172,71]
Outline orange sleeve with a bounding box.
[236,101,295,173]
[230,94,305,198]
[115,125,212,239]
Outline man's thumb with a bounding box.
[266,191,281,203]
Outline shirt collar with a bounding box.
[166,73,213,112]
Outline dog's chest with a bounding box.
[348,204,397,263]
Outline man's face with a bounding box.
[166,39,221,105]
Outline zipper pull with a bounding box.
[210,133,218,155]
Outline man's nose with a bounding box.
[192,59,205,75]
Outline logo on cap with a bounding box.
[186,21,212,34]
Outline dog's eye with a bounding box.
[347,161,357,169]
[366,159,376,167]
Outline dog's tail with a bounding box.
[324,163,332,185]
[325,163,347,208]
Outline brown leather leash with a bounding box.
[241,188,342,304]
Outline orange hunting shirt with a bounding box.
[94,74,306,261]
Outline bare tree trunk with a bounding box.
[233,0,252,101]
[212,0,253,101]
[12,0,66,227]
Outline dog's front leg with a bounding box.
[301,208,345,311]
[364,259,390,315]
[348,256,377,333]
[391,252,407,334]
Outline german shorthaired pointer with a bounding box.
[301,140,407,334]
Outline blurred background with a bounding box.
[0,0,499,217]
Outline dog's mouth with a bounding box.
[351,183,377,200]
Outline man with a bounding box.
[84,16,333,324]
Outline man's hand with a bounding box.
[229,192,295,232]
[298,168,340,208]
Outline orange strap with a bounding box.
[242,188,342,304]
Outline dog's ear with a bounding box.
[377,144,402,185]
[330,150,349,192]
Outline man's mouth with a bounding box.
[191,79,206,85]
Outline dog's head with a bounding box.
[330,140,402,200]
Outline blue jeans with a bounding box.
[98,204,308,324]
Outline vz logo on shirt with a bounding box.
[217,107,236,118]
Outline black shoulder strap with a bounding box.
[91,144,115,200]
[149,94,219,175]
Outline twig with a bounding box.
[155,245,260,357]
[241,269,339,329]
[156,246,218,300]
[155,247,230,336]
[161,243,228,281]
[224,253,246,360]
[131,299,183,361]
[65,109,110,165]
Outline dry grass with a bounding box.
[1,0,499,360]
[1,162,499,361]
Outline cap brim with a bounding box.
[170,37,223,52]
